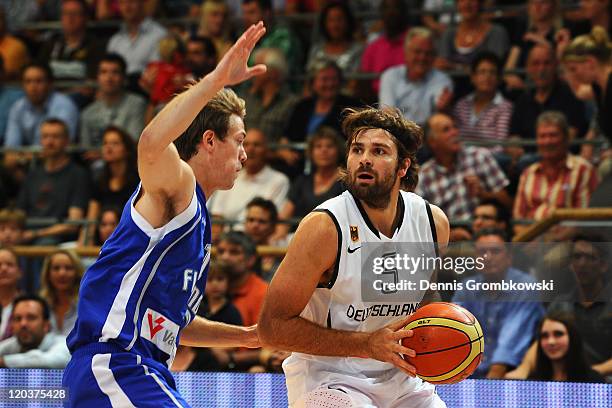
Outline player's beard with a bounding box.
[346,165,397,209]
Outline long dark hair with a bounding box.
[98,126,138,194]
[319,1,356,43]
[531,312,593,382]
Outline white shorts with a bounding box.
[283,355,446,408]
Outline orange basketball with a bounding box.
[401,302,484,384]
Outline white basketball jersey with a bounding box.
[286,190,437,374]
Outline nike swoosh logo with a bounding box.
[347,246,361,253]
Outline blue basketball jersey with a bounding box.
[67,183,211,368]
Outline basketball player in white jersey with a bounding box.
[259,106,450,407]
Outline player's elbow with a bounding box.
[138,128,162,164]
[257,312,275,347]
[257,308,284,348]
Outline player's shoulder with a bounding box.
[300,209,338,232]
[316,190,350,207]
[291,210,340,253]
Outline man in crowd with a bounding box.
[185,36,218,80]
[241,47,298,142]
[106,0,167,90]
[514,111,599,236]
[416,113,511,224]
[244,197,280,282]
[217,231,268,327]
[510,44,588,149]
[0,295,70,368]
[208,128,289,223]
[379,27,453,125]
[17,119,90,245]
[244,197,278,247]
[216,231,269,371]
[452,229,544,378]
[4,63,78,147]
[449,198,511,242]
[37,0,103,107]
[80,53,146,148]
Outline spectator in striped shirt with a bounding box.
[451,52,513,153]
[513,111,599,237]
[415,113,512,227]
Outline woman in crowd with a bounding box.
[286,59,361,143]
[196,0,232,60]
[278,59,361,176]
[306,1,363,76]
[436,0,510,72]
[529,312,605,382]
[39,249,84,337]
[274,127,345,241]
[80,126,138,246]
[452,51,513,149]
[0,247,21,340]
[504,0,563,90]
[95,206,122,246]
[563,26,612,152]
[79,206,122,269]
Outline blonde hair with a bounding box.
[159,36,181,63]
[174,88,246,160]
[404,26,434,50]
[39,249,84,307]
[198,0,229,38]
[563,26,612,63]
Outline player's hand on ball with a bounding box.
[367,318,417,377]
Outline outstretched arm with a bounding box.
[136,22,267,225]
[181,316,259,348]
[259,212,418,376]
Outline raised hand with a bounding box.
[215,21,267,86]
[366,317,417,376]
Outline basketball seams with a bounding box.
[401,304,484,384]
[417,342,483,383]
[410,331,484,356]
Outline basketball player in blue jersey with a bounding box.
[259,107,450,407]
[62,22,267,407]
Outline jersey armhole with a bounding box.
[312,209,341,290]
[130,183,198,238]
[424,201,439,257]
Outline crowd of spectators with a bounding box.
[0,0,610,380]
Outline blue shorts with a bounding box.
[62,343,189,407]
